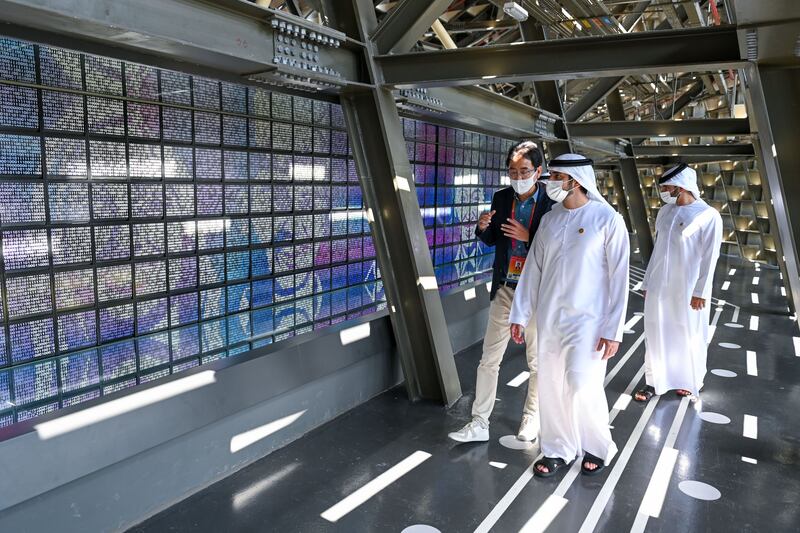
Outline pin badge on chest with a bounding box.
[578,228,585,234]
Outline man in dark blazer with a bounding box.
[449,140,555,443]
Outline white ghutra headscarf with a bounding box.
[547,153,609,206]
[658,163,701,199]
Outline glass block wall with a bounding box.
[404,118,513,291]
[0,38,385,426]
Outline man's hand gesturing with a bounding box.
[478,210,496,232]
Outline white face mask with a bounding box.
[660,189,678,204]
[510,176,535,196]
[545,179,575,203]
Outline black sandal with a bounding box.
[533,457,568,478]
[633,385,656,403]
[581,452,607,476]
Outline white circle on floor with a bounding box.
[678,480,721,501]
[710,369,737,378]
[719,342,741,349]
[724,322,744,329]
[499,435,535,450]
[698,412,731,424]
[401,526,441,533]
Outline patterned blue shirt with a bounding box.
[503,186,539,283]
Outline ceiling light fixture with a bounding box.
[503,2,529,21]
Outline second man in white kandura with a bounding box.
[509,154,629,477]
[634,163,723,403]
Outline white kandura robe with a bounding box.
[509,200,629,463]
[641,200,723,396]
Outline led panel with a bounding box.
[0,37,385,426]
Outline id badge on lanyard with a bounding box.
[506,198,535,282]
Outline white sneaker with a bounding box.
[448,419,489,443]
[517,414,540,442]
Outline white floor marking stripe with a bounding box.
[634,448,679,524]
[605,335,645,387]
[741,456,758,464]
[613,394,632,411]
[752,276,760,285]
[632,282,643,291]
[507,371,530,388]
[706,308,723,346]
[747,351,758,377]
[793,337,800,357]
[473,452,540,533]
[320,451,431,522]
[743,415,758,439]
[665,398,691,446]
[577,398,661,533]
[721,281,730,291]
[518,495,568,533]
[630,398,690,532]
[728,269,737,276]
[624,315,643,330]
[751,293,759,304]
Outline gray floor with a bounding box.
[130,257,800,532]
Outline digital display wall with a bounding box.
[405,118,511,291]
[0,37,512,428]
[0,38,384,426]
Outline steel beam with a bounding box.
[371,0,452,54]
[568,118,751,138]
[424,86,552,139]
[519,19,570,157]
[0,0,359,81]
[623,155,756,166]
[632,144,755,157]
[607,89,654,262]
[377,26,745,88]
[620,0,653,31]
[564,77,626,123]
[746,64,800,315]
[657,79,705,120]
[340,0,462,405]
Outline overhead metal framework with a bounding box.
[632,144,756,157]
[568,119,751,138]
[376,26,745,88]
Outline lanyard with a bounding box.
[510,196,536,246]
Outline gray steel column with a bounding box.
[611,170,633,232]
[607,89,655,262]
[746,64,800,315]
[335,0,462,404]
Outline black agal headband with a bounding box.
[658,163,688,184]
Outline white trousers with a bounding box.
[538,332,618,463]
[472,285,539,425]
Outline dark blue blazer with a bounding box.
[475,185,555,300]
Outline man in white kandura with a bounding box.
[509,153,629,478]
[634,163,723,403]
